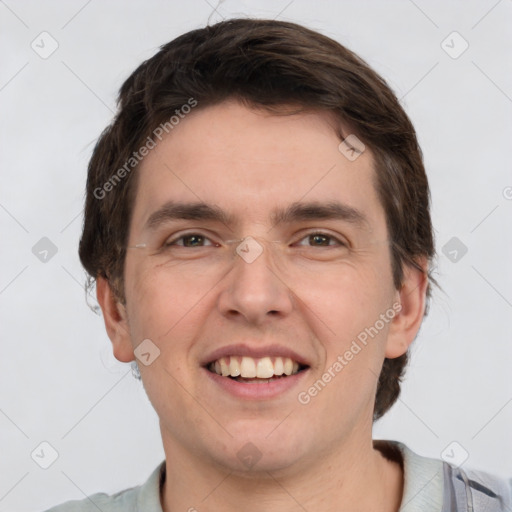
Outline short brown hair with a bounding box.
[79,18,435,421]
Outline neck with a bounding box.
[160,437,403,512]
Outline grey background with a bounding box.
[1,0,511,510]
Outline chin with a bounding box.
[216,426,310,474]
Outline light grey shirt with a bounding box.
[44,440,511,511]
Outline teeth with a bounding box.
[240,357,256,378]
[256,357,274,378]
[274,357,284,375]
[220,358,230,377]
[229,357,241,377]
[209,356,303,378]
[283,358,293,376]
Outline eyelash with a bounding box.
[163,231,348,249]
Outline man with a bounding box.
[46,17,511,512]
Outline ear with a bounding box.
[385,259,429,359]
[96,276,134,363]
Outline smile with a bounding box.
[207,356,308,383]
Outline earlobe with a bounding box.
[385,259,429,359]
[96,276,134,363]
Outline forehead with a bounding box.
[130,100,385,233]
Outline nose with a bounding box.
[216,237,294,326]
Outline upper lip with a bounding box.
[202,343,311,368]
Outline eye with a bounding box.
[164,233,219,248]
[295,232,347,248]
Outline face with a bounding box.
[100,100,425,475]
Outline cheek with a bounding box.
[124,262,178,341]
[123,265,202,401]
[124,259,217,349]
[294,250,395,370]
[299,255,392,327]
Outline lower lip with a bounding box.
[203,367,309,400]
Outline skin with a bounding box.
[97,100,428,512]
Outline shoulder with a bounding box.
[445,463,512,512]
[43,489,136,512]
[43,461,166,512]
[378,440,511,512]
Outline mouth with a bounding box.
[206,356,309,384]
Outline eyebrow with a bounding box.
[144,200,369,231]
[271,201,368,228]
[145,201,235,230]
